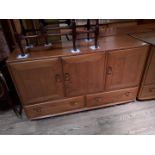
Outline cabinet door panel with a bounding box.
[105,46,149,90]
[62,53,106,97]
[9,58,64,105]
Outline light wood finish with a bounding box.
[7,34,150,119]
[130,32,155,100]
[7,35,147,63]
[86,87,138,107]
[25,96,84,119]
[105,46,149,90]
[8,58,64,105]
[62,53,105,97]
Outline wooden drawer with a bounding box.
[25,96,85,119]
[138,84,155,100]
[86,87,138,107]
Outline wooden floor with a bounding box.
[1,100,155,135]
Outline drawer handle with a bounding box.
[33,107,42,113]
[70,102,79,106]
[55,74,61,82]
[106,66,112,75]
[125,92,131,97]
[149,88,155,92]
[95,97,102,102]
[64,73,71,81]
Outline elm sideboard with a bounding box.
[130,31,155,100]
[7,35,149,120]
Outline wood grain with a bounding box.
[105,46,149,90]
[25,96,85,119]
[7,34,150,119]
[86,87,138,107]
[8,58,64,105]
[62,53,106,97]
[7,35,148,63]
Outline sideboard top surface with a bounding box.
[7,34,148,63]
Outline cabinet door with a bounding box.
[9,58,64,105]
[105,46,149,90]
[144,46,155,85]
[62,53,106,97]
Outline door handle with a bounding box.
[70,102,79,106]
[55,74,61,82]
[33,107,42,113]
[106,66,112,75]
[95,97,102,102]
[124,92,131,97]
[64,73,70,81]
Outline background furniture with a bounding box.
[130,31,155,100]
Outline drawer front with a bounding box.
[139,84,155,100]
[25,96,85,119]
[86,87,138,107]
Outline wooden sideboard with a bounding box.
[130,31,155,100]
[7,35,149,120]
